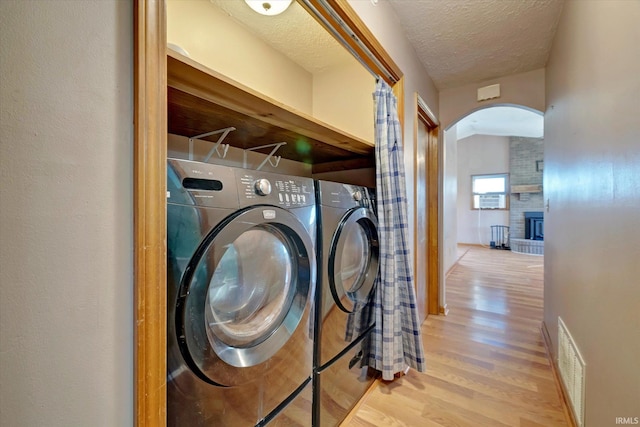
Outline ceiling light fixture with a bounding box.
[244,0,292,16]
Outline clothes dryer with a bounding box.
[313,180,380,426]
[167,159,316,426]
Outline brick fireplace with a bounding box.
[509,137,544,255]
[512,212,544,255]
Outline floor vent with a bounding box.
[558,317,586,427]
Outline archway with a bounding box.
[440,104,544,313]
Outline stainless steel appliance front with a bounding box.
[167,159,315,426]
[314,180,380,427]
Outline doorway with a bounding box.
[413,95,440,323]
[440,105,544,311]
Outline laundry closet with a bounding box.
[147,1,403,426]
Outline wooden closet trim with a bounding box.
[426,125,440,315]
[394,77,406,133]
[414,95,441,316]
[304,0,402,85]
[134,1,167,426]
[134,1,404,425]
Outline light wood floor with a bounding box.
[344,245,570,427]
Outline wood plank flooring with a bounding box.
[344,245,570,427]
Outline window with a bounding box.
[472,174,509,209]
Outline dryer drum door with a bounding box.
[176,206,313,387]
[328,207,379,313]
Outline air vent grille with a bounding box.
[558,317,586,427]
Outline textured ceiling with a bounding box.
[206,0,562,137]
[388,0,565,89]
[209,0,564,90]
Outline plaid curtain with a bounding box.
[368,79,426,380]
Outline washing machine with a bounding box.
[313,180,380,426]
[167,159,316,426]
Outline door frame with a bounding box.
[414,94,441,317]
[133,1,403,425]
[134,1,167,425]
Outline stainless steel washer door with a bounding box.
[176,206,313,386]
[329,207,379,312]
[205,226,293,348]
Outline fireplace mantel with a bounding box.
[511,184,543,193]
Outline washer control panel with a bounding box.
[168,158,316,209]
[238,171,314,208]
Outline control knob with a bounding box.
[254,179,272,196]
[352,190,363,201]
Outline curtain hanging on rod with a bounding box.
[368,79,426,381]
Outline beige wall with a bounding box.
[0,1,133,425]
[544,1,640,425]
[312,61,375,143]
[440,68,545,130]
[456,135,510,245]
[167,0,313,114]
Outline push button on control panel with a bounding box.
[272,178,312,206]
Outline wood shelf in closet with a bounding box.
[167,49,375,167]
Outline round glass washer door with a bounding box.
[175,206,313,386]
[204,226,294,349]
[329,207,379,313]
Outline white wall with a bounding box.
[441,126,458,279]
[456,135,510,245]
[0,1,133,426]
[544,1,640,425]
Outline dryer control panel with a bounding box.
[237,171,315,209]
[316,180,375,210]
